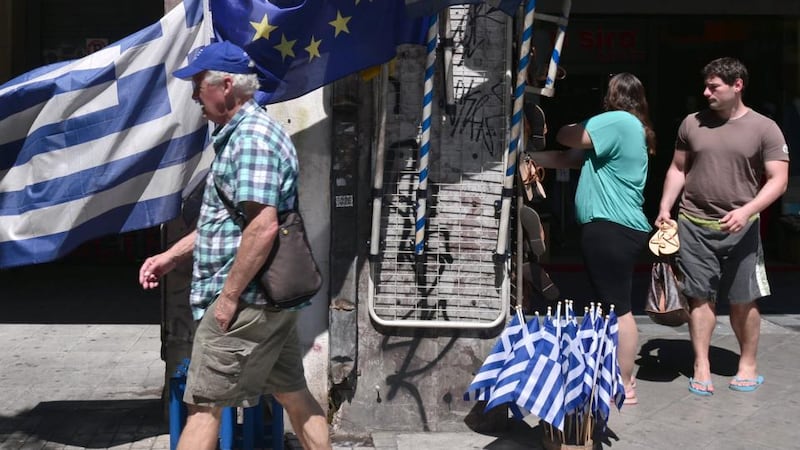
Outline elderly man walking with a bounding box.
[139,41,331,450]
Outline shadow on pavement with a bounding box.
[635,338,740,383]
[0,399,166,448]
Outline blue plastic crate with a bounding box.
[169,358,284,450]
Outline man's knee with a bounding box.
[689,297,714,311]
[185,404,222,425]
[275,389,324,415]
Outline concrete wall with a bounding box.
[267,88,333,410]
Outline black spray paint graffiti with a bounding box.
[448,78,506,156]
[452,5,505,62]
[385,141,455,303]
[444,7,507,156]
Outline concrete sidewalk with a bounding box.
[2,262,799,449]
[2,315,799,450]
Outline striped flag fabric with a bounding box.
[594,311,626,421]
[464,312,524,401]
[562,315,587,414]
[514,314,565,431]
[578,307,602,406]
[0,0,211,268]
[0,0,433,269]
[484,312,540,415]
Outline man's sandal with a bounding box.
[688,377,714,397]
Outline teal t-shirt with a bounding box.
[575,110,650,232]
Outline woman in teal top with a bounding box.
[532,73,655,406]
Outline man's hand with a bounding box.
[719,208,750,233]
[139,253,177,289]
[214,292,240,332]
[654,211,672,228]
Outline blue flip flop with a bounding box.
[688,377,713,396]
[729,375,764,392]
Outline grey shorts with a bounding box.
[676,215,770,304]
[183,301,307,408]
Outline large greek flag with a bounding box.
[0,0,211,268]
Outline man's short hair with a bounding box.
[702,57,749,89]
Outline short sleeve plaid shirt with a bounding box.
[190,99,298,320]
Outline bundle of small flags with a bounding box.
[464,301,625,446]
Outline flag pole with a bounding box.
[414,14,439,284]
[495,0,536,260]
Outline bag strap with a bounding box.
[213,180,299,228]
[214,181,248,229]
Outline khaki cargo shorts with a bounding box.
[183,300,307,408]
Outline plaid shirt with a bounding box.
[190,99,298,319]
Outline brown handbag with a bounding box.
[644,259,689,327]
[215,182,322,308]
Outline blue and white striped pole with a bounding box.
[540,0,571,97]
[496,0,536,258]
[415,14,438,281]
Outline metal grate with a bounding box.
[371,178,507,327]
[368,7,512,329]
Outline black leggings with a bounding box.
[580,220,648,316]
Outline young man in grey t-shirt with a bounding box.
[656,57,789,396]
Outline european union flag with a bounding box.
[211,0,429,104]
[0,0,210,269]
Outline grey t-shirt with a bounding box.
[676,108,790,220]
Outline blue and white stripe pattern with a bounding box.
[516,314,565,431]
[596,310,625,420]
[577,307,600,406]
[466,302,627,433]
[415,14,438,258]
[542,0,571,93]
[464,311,524,401]
[484,311,539,415]
[495,0,535,257]
[562,313,587,414]
[0,0,210,268]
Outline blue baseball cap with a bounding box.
[173,41,255,79]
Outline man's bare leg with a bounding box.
[275,389,332,450]
[729,301,761,386]
[688,298,716,392]
[177,405,222,450]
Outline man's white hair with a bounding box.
[204,70,261,99]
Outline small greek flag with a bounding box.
[464,313,524,401]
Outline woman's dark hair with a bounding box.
[603,73,657,156]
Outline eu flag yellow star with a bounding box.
[250,14,278,42]
[274,34,297,61]
[305,36,322,61]
[329,11,351,37]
